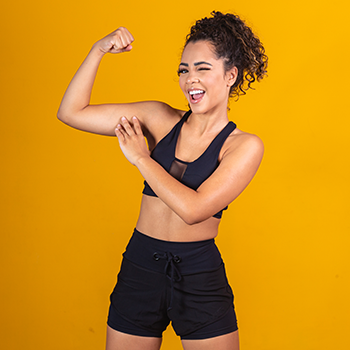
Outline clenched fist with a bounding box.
[96,27,134,54]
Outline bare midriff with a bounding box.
[135,195,220,242]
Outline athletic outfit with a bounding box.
[142,110,236,218]
[107,111,238,339]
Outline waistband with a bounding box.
[123,228,223,275]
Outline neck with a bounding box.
[187,106,230,135]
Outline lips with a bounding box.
[188,89,205,103]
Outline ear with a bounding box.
[226,66,238,87]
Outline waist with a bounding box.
[136,195,220,241]
[123,228,223,275]
[142,181,227,219]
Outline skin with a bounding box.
[58,27,264,350]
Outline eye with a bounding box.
[177,68,188,76]
[198,67,210,71]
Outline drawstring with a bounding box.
[153,251,182,311]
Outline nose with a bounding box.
[187,78,200,84]
[186,72,200,84]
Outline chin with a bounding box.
[188,102,206,114]
[190,105,216,116]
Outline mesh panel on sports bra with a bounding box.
[142,111,237,218]
[169,159,188,181]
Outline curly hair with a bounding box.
[185,11,268,99]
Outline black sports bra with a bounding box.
[142,110,236,219]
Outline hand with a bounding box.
[96,27,134,54]
[115,116,150,166]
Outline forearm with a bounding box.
[57,45,104,122]
[136,156,206,225]
[116,118,263,224]
[116,116,222,224]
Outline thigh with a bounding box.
[106,326,162,350]
[181,330,239,350]
[171,264,235,337]
[108,258,169,335]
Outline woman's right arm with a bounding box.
[57,27,179,137]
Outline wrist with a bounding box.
[135,153,152,169]
[90,42,107,58]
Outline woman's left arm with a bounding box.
[116,117,264,225]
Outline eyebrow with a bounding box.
[179,61,213,67]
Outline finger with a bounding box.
[115,125,125,141]
[117,27,132,48]
[106,28,134,53]
[114,44,132,54]
[119,27,134,42]
[126,35,134,46]
[132,116,143,135]
[120,33,130,49]
[120,117,135,135]
[111,36,121,51]
[103,30,123,52]
[123,28,134,45]
[122,44,133,52]
[125,30,134,45]
[112,34,127,51]
[116,34,128,50]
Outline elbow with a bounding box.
[180,206,210,226]
[57,108,66,123]
[182,216,199,226]
[57,107,73,125]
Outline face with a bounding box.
[178,41,237,115]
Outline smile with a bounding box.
[188,89,205,103]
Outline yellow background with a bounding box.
[1,0,349,349]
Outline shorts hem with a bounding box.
[107,305,163,338]
[107,319,163,338]
[179,306,238,340]
[181,322,238,340]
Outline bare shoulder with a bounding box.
[220,128,264,165]
[197,128,264,215]
[139,101,185,133]
[137,102,186,149]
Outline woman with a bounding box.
[58,11,267,350]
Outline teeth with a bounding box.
[189,90,204,95]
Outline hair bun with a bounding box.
[185,11,268,99]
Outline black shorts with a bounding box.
[107,229,238,340]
